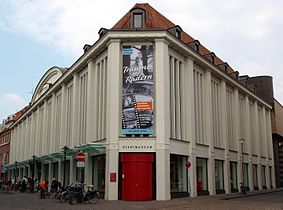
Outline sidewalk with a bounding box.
[222,187,283,200]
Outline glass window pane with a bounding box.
[134,14,142,28]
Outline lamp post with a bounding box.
[31,155,36,181]
[239,138,245,194]
[14,161,18,189]
[62,146,69,188]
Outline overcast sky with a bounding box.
[0,0,282,121]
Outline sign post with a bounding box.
[76,152,86,183]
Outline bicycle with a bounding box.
[69,184,100,205]
[37,188,51,199]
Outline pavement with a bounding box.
[0,188,283,210]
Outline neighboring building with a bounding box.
[249,76,283,187]
[8,3,275,200]
[0,107,29,181]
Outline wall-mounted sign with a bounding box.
[110,172,117,182]
[76,152,86,162]
[185,161,191,168]
[77,161,85,168]
[122,45,154,135]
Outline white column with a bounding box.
[233,89,242,188]
[48,162,52,189]
[41,101,47,155]
[10,129,15,163]
[266,110,276,188]
[71,73,79,148]
[84,154,92,186]
[69,157,76,184]
[86,59,95,143]
[185,57,197,197]
[204,70,215,195]
[58,160,63,184]
[254,102,262,190]
[244,96,253,191]
[155,39,171,200]
[50,94,56,153]
[220,80,230,194]
[60,84,68,148]
[105,39,120,200]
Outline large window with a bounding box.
[262,165,267,189]
[230,161,238,192]
[243,163,249,190]
[196,158,208,195]
[170,154,188,195]
[253,164,258,190]
[215,160,224,193]
[92,155,106,197]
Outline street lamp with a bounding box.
[239,138,245,194]
[62,146,69,188]
[14,161,18,188]
[31,155,36,181]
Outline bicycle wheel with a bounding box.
[69,194,79,205]
[59,191,70,203]
[87,191,100,204]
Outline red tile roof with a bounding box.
[112,3,235,73]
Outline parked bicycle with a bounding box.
[69,184,100,205]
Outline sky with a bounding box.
[0,0,283,122]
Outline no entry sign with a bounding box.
[185,161,191,168]
[76,152,86,162]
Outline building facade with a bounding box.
[9,3,275,200]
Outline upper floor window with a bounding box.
[132,9,145,29]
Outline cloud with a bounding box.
[0,93,27,121]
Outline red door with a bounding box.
[121,153,153,201]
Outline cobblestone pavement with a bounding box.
[0,189,283,210]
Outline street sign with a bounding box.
[76,152,86,162]
[77,161,85,168]
[185,161,191,168]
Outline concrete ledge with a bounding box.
[223,188,283,200]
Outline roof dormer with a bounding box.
[131,8,145,29]
[98,28,108,39]
[203,52,216,64]
[187,40,201,52]
[167,25,182,39]
[229,71,239,80]
[217,62,229,73]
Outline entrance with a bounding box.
[121,153,153,201]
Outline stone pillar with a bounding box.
[155,39,171,200]
[105,39,120,200]
[185,56,197,197]
[48,162,52,189]
[244,96,254,191]
[84,153,93,186]
[69,157,76,184]
[220,80,230,194]
[86,59,96,143]
[233,89,242,188]
[254,102,262,190]
[60,84,67,148]
[71,73,79,148]
[204,70,215,195]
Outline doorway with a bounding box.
[120,153,154,201]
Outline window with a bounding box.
[230,161,238,192]
[170,154,188,194]
[196,158,208,195]
[215,160,224,193]
[176,29,181,39]
[133,13,143,28]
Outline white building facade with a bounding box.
[9,3,275,201]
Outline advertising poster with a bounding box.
[122,45,154,135]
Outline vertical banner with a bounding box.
[122,45,154,135]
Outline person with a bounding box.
[39,180,49,199]
[240,182,246,195]
[20,176,28,192]
[51,178,59,193]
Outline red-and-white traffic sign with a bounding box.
[76,152,86,162]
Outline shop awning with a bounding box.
[7,143,106,168]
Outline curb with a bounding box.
[223,188,283,200]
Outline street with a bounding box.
[0,190,283,210]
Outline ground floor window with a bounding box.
[269,166,273,188]
[92,155,106,195]
[215,160,224,193]
[170,154,188,197]
[63,160,70,186]
[243,163,249,190]
[253,164,258,190]
[43,164,49,181]
[230,161,238,192]
[262,165,266,189]
[196,158,208,195]
[52,162,58,180]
